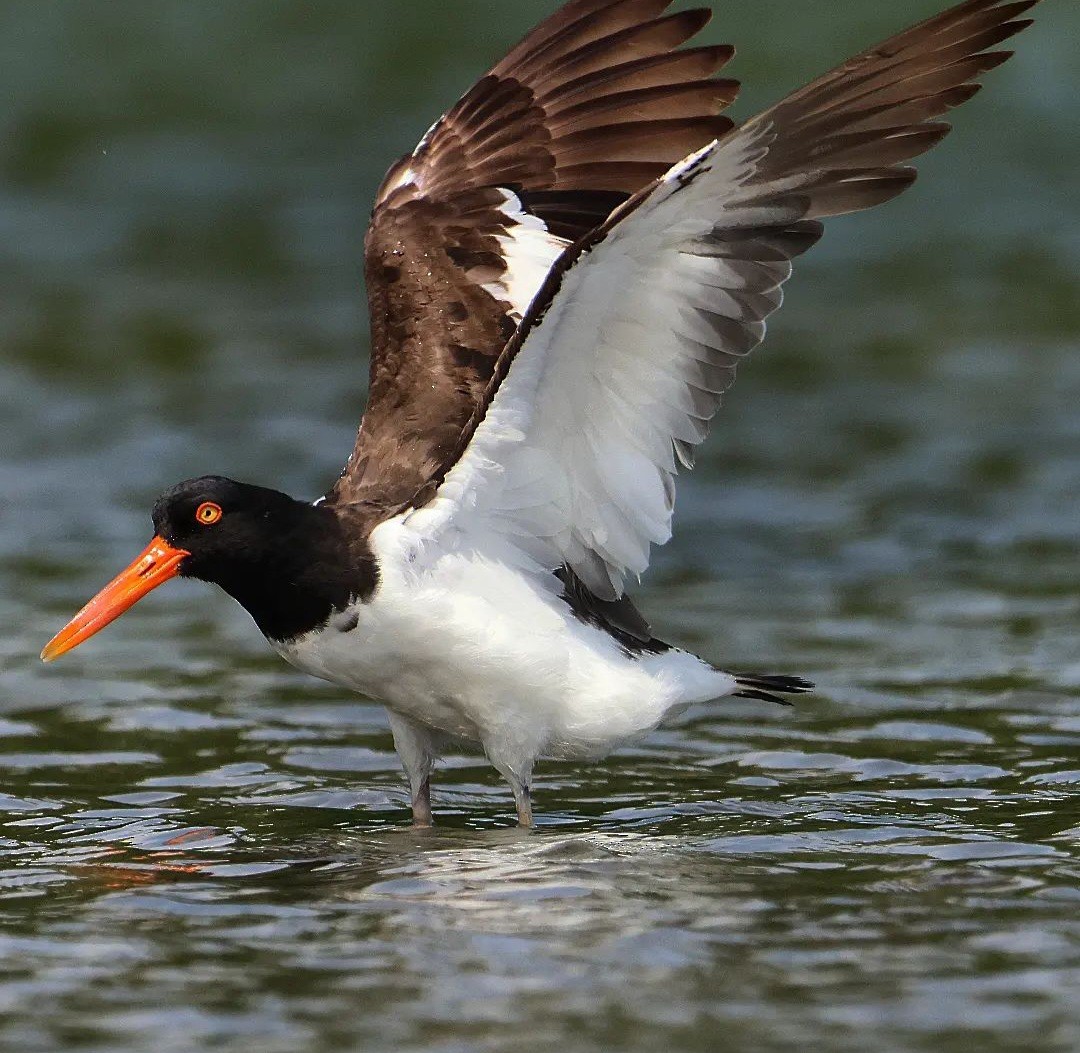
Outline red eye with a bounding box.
[196,502,223,526]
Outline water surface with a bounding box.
[2,2,1079,1051]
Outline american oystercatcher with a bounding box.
[43,0,1040,826]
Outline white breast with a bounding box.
[275,515,736,761]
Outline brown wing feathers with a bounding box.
[376,3,738,230]
[417,1,739,226]
[333,0,738,509]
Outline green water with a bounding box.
[2,2,1079,1051]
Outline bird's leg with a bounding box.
[388,712,440,829]
[483,727,538,828]
[513,781,534,829]
[412,776,434,829]
[490,757,536,828]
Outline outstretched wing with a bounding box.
[331,0,738,513]
[405,0,1039,599]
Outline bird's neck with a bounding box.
[212,504,378,643]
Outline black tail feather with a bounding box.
[732,673,814,707]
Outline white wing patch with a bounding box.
[482,190,570,322]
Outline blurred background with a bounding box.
[1,2,1079,1051]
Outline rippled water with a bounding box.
[2,2,1080,1051]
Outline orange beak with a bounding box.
[41,537,191,662]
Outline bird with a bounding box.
[42,0,1040,827]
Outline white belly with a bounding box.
[274,518,735,760]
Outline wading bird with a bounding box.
[43,0,1040,826]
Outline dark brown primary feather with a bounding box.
[330,0,737,511]
[746,0,1040,218]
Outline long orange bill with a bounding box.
[41,537,191,662]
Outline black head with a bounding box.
[42,476,378,661]
[153,476,315,585]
